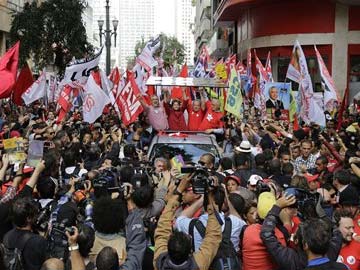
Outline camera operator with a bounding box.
[260,193,343,270]
[154,176,222,270]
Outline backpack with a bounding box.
[189,217,240,270]
[2,232,35,270]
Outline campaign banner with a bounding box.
[264,82,291,110]
[27,140,44,167]
[116,74,143,126]
[3,137,26,165]
[225,67,242,118]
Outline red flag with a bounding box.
[265,51,273,82]
[336,87,349,131]
[12,63,34,105]
[293,114,300,131]
[57,85,72,123]
[0,41,20,99]
[109,67,120,98]
[116,73,144,126]
[171,64,188,100]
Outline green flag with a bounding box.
[225,67,242,118]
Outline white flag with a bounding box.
[22,70,46,105]
[290,40,325,127]
[314,45,340,112]
[82,74,111,123]
[61,47,103,87]
[136,36,161,72]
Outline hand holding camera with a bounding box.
[276,194,296,209]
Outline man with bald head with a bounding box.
[41,258,64,270]
[198,98,224,131]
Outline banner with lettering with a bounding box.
[116,73,143,126]
[82,74,111,123]
[225,67,242,118]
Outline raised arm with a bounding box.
[154,177,190,265]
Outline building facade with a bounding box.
[175,0,195,65]
[213,0,360,100]
[194,0,212,57]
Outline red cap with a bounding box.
[304,173,319,182]
[224,175,241,185]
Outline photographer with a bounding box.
[3,197,48,270]
[260,193,342,270]
[154,176,222,270]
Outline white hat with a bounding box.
[235,140,252,153]
[248,174,263,186]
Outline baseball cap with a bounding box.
[248,174,263,186]
[224,175,241,185]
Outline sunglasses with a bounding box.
[198,161,206,166]
[330,193,336,198]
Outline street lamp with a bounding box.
[97,0,118,75]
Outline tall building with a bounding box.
[83,0,94,46]
[118,0,155,70]
[92,0,120,70]
[175,0,195,65]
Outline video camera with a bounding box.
[180,166,215,194]
[284,187,320,220]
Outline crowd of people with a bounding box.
[0,89,359,270]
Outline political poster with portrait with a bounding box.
[265,82,291,120]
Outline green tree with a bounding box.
[9,0,93,75]
[132,33,185,70]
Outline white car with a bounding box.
[147,132,222,165]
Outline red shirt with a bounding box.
[242,224,287,270]
[338,241,360,270]
[198,101,224,131]
[187,100,205,131]
[164,102,187,131]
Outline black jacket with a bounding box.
[260,205,342,270]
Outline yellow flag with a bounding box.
[225,67,242,117]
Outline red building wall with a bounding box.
[349,6,360,31]
[236,0,336,41]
